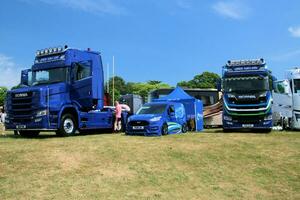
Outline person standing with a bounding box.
[114,101,122,132]
[0,108,6,136]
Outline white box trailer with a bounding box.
[272,68,300,130]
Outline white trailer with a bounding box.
[272,68,300,130]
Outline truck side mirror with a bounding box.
[21,69,31,86]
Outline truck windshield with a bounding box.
[294,79,300,93]
[224,76,269,93]
[30,67,68,86]
[137,104,167,115]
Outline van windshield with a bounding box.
[137,104,167,115]
[294,79,300,93]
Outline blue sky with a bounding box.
[0,0,300,88]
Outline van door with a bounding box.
[70,61,93,110]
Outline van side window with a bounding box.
[168,105,175,114]
[74,61,92,81]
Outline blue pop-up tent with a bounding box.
[152,87,203,131]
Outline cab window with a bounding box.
[73,61,92,81]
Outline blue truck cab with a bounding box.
[126,102,188,136]
[5,46,117,137]
[222,58,273,132]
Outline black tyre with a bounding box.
[56,114,77,137]
[161,123,168,136]
[19,130,40,138]
[260,129,272,133]
[182,123,188,133]
[223,128,231,133]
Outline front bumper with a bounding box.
[5,115,55,131]
[126,125,162,136]
[223,118,272,130]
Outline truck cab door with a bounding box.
[70,61,93,111]
[273,80,293,118]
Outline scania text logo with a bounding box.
[15,93,28,98]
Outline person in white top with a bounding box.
[0,108,6,135]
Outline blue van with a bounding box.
[126,102,188,136]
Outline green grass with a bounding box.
[0,129,299,200]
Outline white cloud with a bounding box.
[0,54,21,89]
[23,0,126,15]
[288,26,300,38]
[212,0,250,20]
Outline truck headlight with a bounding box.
[224,115,232,121]
[36,109,48,117]
[150,116,162,122]
[264,115,272,121]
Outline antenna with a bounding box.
[112,56,115,105]
[106,63,109,93]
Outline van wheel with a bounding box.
[57,114,77,137]
[161,123,168,135]
[182,123,188,133]
[19,131,40,137]
[223,128,231,133]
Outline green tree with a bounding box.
[128,81,171,101]
[0,86,8,106]
[105,76,127,102]
[177,81,191,88]
[177,71,220,89]
[105,77,171,103]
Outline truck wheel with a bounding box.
[57,114,77,137]
[19,131,40,138]
[223,128,231,133]
[260,129,272,133]
[182,123,188,133]
[161,123,168,135]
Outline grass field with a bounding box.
[0,129,299,200]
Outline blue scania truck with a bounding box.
[5,46,118,137]
[222,58,273,132]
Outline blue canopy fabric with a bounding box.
[154,86,194,101]
[152,87,203,131]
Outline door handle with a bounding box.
[88,91,91,95]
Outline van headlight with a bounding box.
[223,115,232,121]
[36,109,48,117]
[264,115,272,121]
[150,116,162,122]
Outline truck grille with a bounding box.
[128,120,149,126]
[9,91,39,123]
[233,116,264,124]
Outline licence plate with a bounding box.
[16,125,26,129]
[242,124,254,128]
[132,126,144,130]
